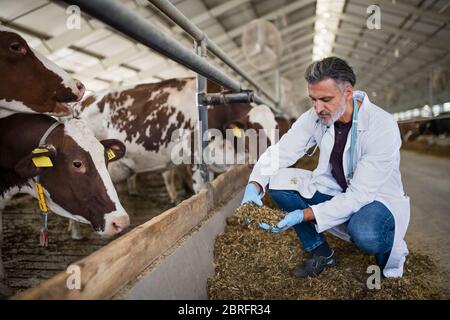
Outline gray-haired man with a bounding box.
[241,57,410,278]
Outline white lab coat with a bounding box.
[249,91,410,278]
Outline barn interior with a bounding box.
[0,0,449,300]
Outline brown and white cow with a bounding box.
[0,26,85,118]
[73,77,278,203]
[0,113,130,294]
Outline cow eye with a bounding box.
[73,161,83,168]
[9,42,27,55]
[72,160,86,173]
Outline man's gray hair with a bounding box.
[304,57,356,89]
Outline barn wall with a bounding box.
[116,190,243,299]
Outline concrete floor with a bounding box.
[400,150,450,286]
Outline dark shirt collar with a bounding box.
[334,120,352,129]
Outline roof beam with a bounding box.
[213,0,316,45]
[33,17,94,54]
[336,31,442,63]
[354,0,450,24]
[280,59,313,78]
[248,38,314,76]
[231,17,316,64]
[35,0,248,82]
[368,53,450,93]
[253,46,314,80]
[339,12,450,51]
[363,56,450,112]
[346,0,450,92]
[32,0,152,54]
[118,1,274,90]
[188,0,251,26]
[335,27,445,52]
[71,0,255,85]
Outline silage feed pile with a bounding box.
[208,204,450,300]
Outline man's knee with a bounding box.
[269,189,295,202]
[347,202,394,255]
[268,189,308,211]
[347,225,382,255]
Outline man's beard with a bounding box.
[318,97,347,126]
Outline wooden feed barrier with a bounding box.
[13,165,251,300]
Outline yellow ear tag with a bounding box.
[232,126,243,138]
[32,156,53,168]
[31,148,53,168]
[106,148,116,160]
[32,148,49,154]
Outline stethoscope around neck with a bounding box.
[303,97,359,185]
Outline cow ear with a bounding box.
[14,145,57,179]
[101,139,126,162]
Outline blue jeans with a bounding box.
[269,189,395,266]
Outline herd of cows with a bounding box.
[0,26,291,294]
[398,116,450,144]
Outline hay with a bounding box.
[208,204,450,300]
[233,203,286,228]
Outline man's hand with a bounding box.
[260,209,304,232]
[241,183,263,207]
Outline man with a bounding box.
[241,57,410,278]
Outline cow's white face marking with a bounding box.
[30,47,79,94]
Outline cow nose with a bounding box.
[55,79,86,103]
[110,215,130,233]
[74,79,85,101]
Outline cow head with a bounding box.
[0,27,85,116]
[206,104,278,172]
[15,119,129,236]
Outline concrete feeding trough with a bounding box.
[13,165,251,300]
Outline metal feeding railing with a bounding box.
[65,0,280,184]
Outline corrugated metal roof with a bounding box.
[1,0,449,116]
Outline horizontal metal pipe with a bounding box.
[148,0,205,41]
[66,0,242,92]
[147,0,277,107]
[203,92,255,105]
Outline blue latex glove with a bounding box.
[260,209,304,232]
[241,183,263,207]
